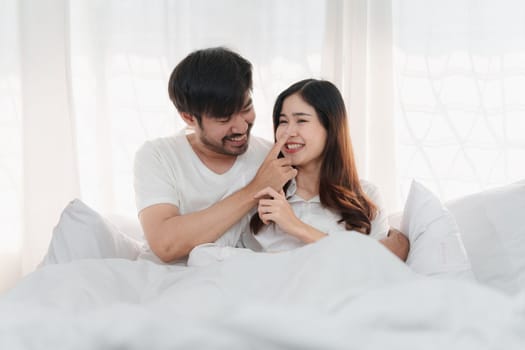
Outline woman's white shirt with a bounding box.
[246,179,389,252]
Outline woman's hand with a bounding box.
[379,228,410,262]
[254,187,301,235]
[254,187,327,243]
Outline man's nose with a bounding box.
[231,114,249,134]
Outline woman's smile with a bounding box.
[283,142,305,153]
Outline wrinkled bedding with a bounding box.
[1,234,524,349]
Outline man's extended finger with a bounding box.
[284,167,298,181]
[265,130,289,161]
[275,157,292,166]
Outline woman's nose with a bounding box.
[286,122,298,136]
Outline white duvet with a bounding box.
[1,234,524,349]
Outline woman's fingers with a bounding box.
[258,207,272,224]
[258,198,280,225]
[259,213,269,225]
[256,187,288,226]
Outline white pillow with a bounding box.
[40,199,143,266]
[446,179,525,294]
[105,213,144,241]
[401,180,473,279]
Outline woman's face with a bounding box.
[275,93,327,170]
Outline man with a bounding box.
[134,47,408,264]
[134,47,296,264]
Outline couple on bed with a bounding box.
[134,47,409,265]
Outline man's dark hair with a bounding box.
[168,47,253,124]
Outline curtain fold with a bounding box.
[20,0,80,274]
[0,0,22,293]
[322,0,398,211]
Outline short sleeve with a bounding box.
[133,141,180,213]
[362,181,390,240]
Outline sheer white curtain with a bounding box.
[68,0,330,217]
[393,0,525,201]
[0,0,81,292]
[322,0,398,211]
[0,0,23,292]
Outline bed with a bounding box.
[1,180,524,349]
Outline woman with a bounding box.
[247,79,407,258]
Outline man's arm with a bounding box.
[139,138,297,263]
[379,228,410,261]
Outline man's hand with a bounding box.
[379,228,410,262]
[250,132,297,193]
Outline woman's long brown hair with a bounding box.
[250,79,377,235]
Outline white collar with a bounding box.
[285,179,321,203]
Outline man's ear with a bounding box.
[180,112,197,127]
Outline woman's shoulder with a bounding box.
[359,179,385,209]
[359,179,380,197]
[359,179,389,239]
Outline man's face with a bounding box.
[196,97,255,156]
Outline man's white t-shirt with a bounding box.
[134,129,271,263]
[243,179,390,252]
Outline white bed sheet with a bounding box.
[1,234,524,349]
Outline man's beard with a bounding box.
[200,124,252,156]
